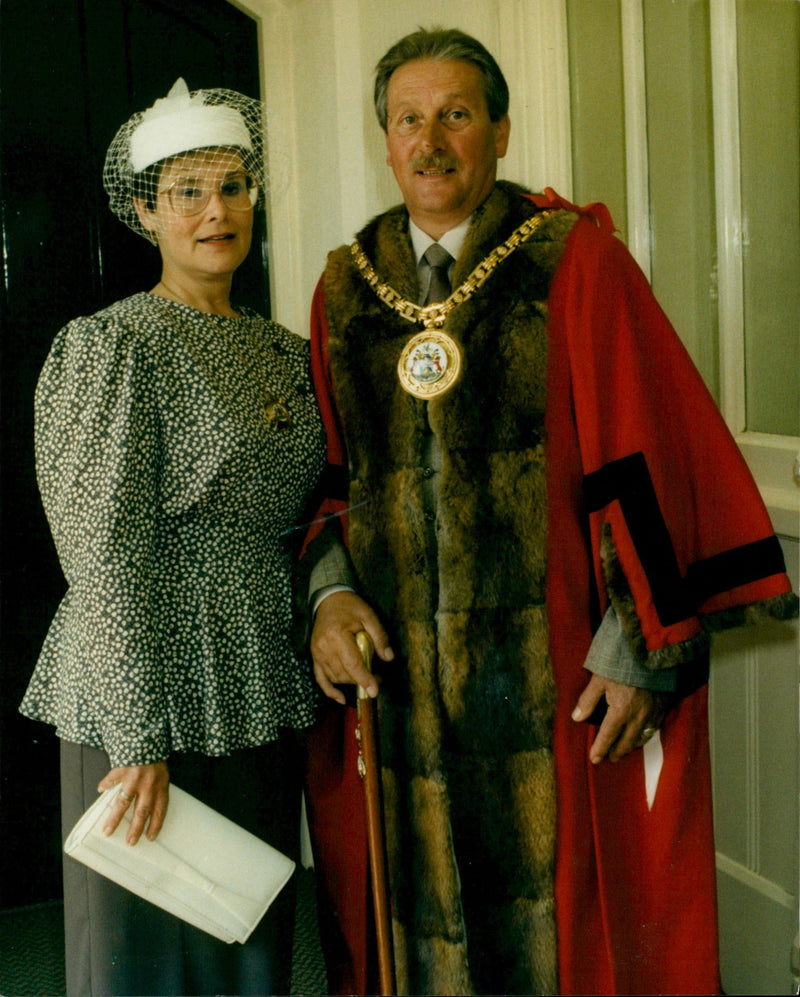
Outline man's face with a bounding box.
[384,58,510,240]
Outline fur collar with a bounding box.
[322,183,577,995]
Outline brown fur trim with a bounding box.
[646,632,711,672]
[702,589,799,632]
[600,522,712,670]
[324,183,574,994]
[600,522,649,661]
[601,521,713,671]
[600,522,798,672]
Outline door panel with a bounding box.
[710,537,800,994]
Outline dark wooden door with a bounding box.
[0,0,266,908]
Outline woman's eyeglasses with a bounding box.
[159,172,259,216]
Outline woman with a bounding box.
[20,79,325,996]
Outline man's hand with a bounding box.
[97,761,170,844]
[572,673,675,764]
[311,591,394,703]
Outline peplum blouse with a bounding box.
[21,293,325,768]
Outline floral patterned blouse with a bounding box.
[21,293,325,768]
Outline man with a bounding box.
[302,27,797,996]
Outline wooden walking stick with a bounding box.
[355,630,397,996]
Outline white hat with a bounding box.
[130,78,252,173]
[103,79,265,242]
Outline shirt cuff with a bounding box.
[311,583,355,616]
[584,605,678,693]
[307,535,357,611]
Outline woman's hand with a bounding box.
[97,761,170,845]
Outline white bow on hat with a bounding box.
[130,78,252,173]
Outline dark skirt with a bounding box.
[60,736,302,997]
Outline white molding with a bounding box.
[499,0,572,196]
[236,0,306,331]
[736,433,800,541]
[716,852,796,911]
[745,648,759,869]
[331,0,370,242]
[710,0,746,433]
[225,0,266,19]
[620,0,651,279]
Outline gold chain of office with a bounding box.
[350,209,555,330]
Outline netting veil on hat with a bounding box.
[103,78,267,242]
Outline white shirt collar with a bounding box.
[409,215,473,265]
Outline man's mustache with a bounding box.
[408,154,458,172]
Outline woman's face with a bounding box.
[136,148,255,283]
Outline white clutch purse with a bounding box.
[64,782,295,944]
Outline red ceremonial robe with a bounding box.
[304,188,797,995]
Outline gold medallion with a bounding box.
[397,329,461,399]
[350,209,555,401]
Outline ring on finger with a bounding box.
[640,726,658,743]
[118,790,135,802]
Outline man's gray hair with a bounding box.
[374,27,510,131]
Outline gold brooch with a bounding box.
[265,396,291,430]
